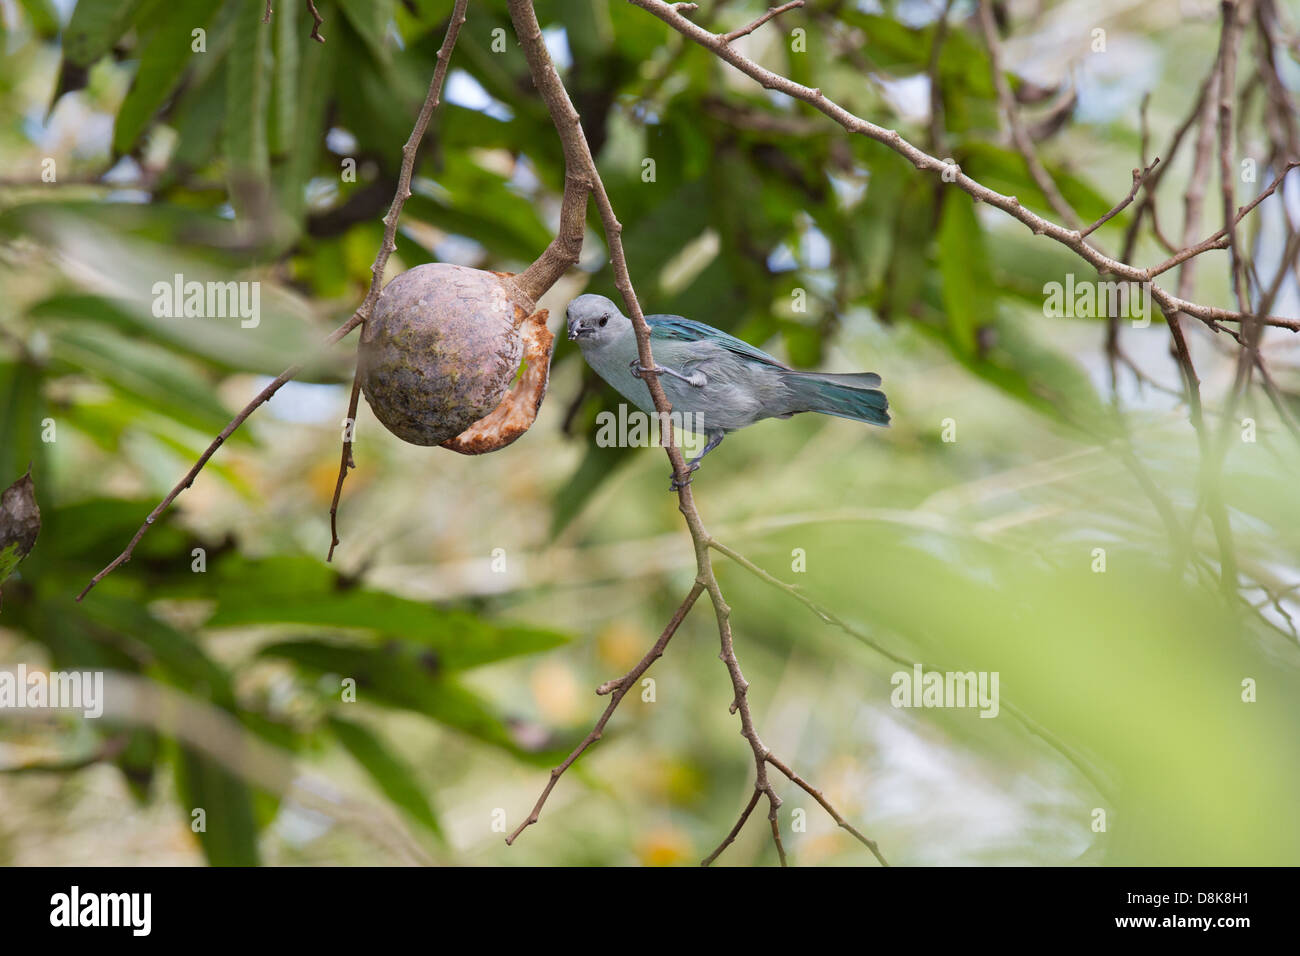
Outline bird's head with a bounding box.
[566,294,628,347]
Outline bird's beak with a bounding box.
[567,319,586,341]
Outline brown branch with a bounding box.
[326,0,469,560]
[306,0,325,42]
[765,752,888,866]
[505,584,704,845]
[1081,159,1161,239]
[626,0,1300,332]
[1148,161,1299,278]
[720,0,804,44]
[77,0,470,600]
[702,788,762,866]
[326,376,362,561]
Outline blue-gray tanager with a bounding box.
[566,294,889,487]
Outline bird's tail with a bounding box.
[781,371,890,426]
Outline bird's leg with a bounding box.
[669,433,725,491]
[630,359,706,388]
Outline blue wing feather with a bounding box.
[646,315,788,369]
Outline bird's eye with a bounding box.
[598,316,608,327]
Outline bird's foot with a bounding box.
[668,462,700,492]
[630,360,666,380]
[630,360,706,388]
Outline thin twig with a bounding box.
[1080,159,1161,239]
[1147,160,1299,277]
[327,376,362,561]
[306,0,325,42]
[702,788,762,865]
[721,1,804,44]
[505,584,704,845]
[765,751,888,866]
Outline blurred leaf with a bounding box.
[261,639,542,759]
[338,0,395,65]
[0,361,47,501]
[63,0,143,67]
[30,292,301,379]
[937,188,993,355]
[268,0,299,157]
[113,0,217,154]
[550,427,629,538]
[327,714,442,838]
[175,746,261,865]
[77,594,236,702]
[163,555,569,670]
[225,0,272,199]
[39,497,187,568]
[165,61,227,175]
[47,322,238,435]
[16,0,61,38]
[274,3,336,226]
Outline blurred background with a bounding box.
[1,0,1299,865]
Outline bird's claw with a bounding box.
[668,462,700,492]
[630,360,706,388]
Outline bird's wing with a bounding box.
[645,315,788,369]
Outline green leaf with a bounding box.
[937,188,993,355]
[77,595,236,704]
[338,0,394,64]
[274,2,336,226]
[549,428,628,538]
[0,361,48,498]
[39,497,187,569]
[175,746,261,865]
[327,714,442,838]
[64,0,144,67]
[46,322,236,436]
[268,0,299,157]
[261,640,536,758]
[113,0,217,154]
[29,291,309,379]
[880,179,934,324]
[16,0,61,38]
[225,0,272,198]
[165,555,570,670]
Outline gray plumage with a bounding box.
[566,294,889,485]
